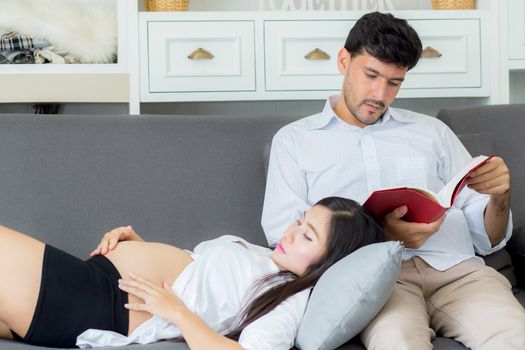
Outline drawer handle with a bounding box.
[304,48,331,60]
[421,46,442,58]
[187,48,215,60]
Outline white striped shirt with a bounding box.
[262,96,512,271]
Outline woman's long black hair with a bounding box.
[225,196,385,340]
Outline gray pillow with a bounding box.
[295,241,403,350]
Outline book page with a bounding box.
[411,188,440,203]
[436,155,492,207]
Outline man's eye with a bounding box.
[303,233,312,241]
[388,81,400,87]
[366,73,377,79]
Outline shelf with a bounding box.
[0,0,132,105]
[0,64,127,75]
[508,60,525,71]
[0,73,129,103]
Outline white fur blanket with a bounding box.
[0,0,117,63]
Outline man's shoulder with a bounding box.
[390,107,448,128]
[275,112,327,138]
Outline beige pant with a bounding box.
[361,257,525,350]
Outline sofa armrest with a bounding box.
[508,225,525,288]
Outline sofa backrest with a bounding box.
[437,105,525,229]
[0,114,300,257]
[437,105,525,287]
[4,107,522,261]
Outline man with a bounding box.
[262,11,525,350]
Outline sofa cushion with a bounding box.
[295,241,403,350]
[456,132,496,158]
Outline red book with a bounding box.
[363,155,494,223]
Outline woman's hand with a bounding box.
[90,225,142,256]
[120,274,243,349]
[118,273,186,324]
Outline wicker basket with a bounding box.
[432,0,474,10]
[146,0,189,11]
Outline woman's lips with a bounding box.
[276,242,286,254]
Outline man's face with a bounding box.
[338,50,408,127]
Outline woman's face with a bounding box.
[271,205,331,276]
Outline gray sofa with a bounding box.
[0,104,523,350]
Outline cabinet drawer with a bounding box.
[265,18,481,92]
[146,21,255,93]
[404,19,481,89]
[264,20,352,91]
[508,0,525,59]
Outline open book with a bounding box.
[363,155,494,223]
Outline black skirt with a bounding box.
[12,244,129,348]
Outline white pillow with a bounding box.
[295,241,403,350]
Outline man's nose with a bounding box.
[372,80,387,101]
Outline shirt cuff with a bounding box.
[466,195,513,255]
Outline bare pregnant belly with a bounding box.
[104,241,192,334]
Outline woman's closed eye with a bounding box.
[303,233,313,241]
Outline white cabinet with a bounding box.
[139,11,489,103]
[264,20,351,91]
[0,0,132,104]
[404,19,481,89]
[264,18,483,93]
[508,0,525,61]
[146,20,255,93]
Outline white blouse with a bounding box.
[76,235,309,349]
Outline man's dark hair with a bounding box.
[344,12,422,70]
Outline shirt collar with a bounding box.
[304,95,416,130]
[302,96,339,130]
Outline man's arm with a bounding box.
[262,133,309,246]
[467,156,511,246]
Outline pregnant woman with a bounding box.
[0,196,384,349]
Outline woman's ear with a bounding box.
[337,48,351,75]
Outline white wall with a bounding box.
[186,0,491,11]
[137,97,488,117]
[510,71,525,104]
[188,0,435,11]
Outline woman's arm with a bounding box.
[90,225,144,256]
[119,273,244,350]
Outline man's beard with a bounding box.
[344,95,385,126]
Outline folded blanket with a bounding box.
[0,31,49,50]
[0,49,35,64]
[0,0,117,63]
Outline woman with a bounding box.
[0,197,384,349]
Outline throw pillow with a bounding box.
[295,241,403,350]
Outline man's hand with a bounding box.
[384,206,445,248]
[467,156,510,198]
[468,156,511,246]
